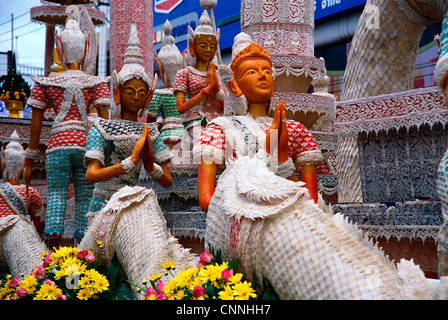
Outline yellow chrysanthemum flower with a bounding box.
[218,284,235,300]
[18,275,38,294]
[77,288,91,300]
[233,281,257,300]
[93,276,109,293]
[148,273,160,282]
[228,273,243,285]
[79,276,92,289]
[40,251,49,260]
[54,268,65,280]
[162,261,175,270]
[175,289,185,300]
[34,284,63,300]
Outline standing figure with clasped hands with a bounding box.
[25,14,110,241]
[83,23,172,223]
[174,10,226,151]
[192,33,324,212]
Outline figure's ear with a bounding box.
[113,87,120,105]
[55,35,65,68]
[189,40,196,57]
[82,32,90,70]
[227,79,243,97]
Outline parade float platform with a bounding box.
[2,85,446,270]
[331,86,448,278]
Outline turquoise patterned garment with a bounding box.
[85,118,172,216]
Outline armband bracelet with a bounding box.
[147,163,164,179]
[200,88,211,98]
[121,156,136,173]
[25,148,40,161]
[276,158,296,178]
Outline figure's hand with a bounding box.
[278,100,289,163]
[141,126,154,173]
[206,62,220,94]
[265,100,289,162]
[131,124,148,165]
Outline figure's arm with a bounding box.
[198,160,218,213]
[97,106,110,119]
[140,125,173,188]
[28,187,44,231]
[299,164,318,203]
[176,62,221,114]
[266,101,319,202]
[145,162,172,188]
[85,159,127,184]
[85,124,149,184]
[25,108,44,188]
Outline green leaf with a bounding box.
[104,253,120,289]
[261,278,279,300]
[228,258,240,272]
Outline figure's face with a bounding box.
[234,58,274,104]
[194,37,217,63]
[118,78,149,113]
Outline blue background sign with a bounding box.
[153,0,367,52]
[314,0,366,20]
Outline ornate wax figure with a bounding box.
[192,34,324,212]
[174,10,227,149]
[146,20,185,150]
[79,25,194,290]
[0,131,47,277]
[84,23,172,221]
[1,131,43,228]
[25,16,110,240]
[435,11,448,278]
[200,33,445,300]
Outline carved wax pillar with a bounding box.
[240,0,331,128]
[110,0,153,79]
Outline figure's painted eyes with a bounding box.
[244,69,256,76]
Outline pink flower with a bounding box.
[155,280,165,294]
[9,277,20,288]
[221,268,233,282]
[16,288,27,298]
[43,253,52,267]
[75,250,89,260]
[145,288,158,298]
[193,286,205,298]
[31,265,46,280]
[43,279,55,286]
[85,253,95,263]
[199,249,213,265]
[56,295,67,300]
[155,293,166,300]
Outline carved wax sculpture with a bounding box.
[201,32,448,301]
[84,22,172,221]
[192,33,324,212]
[0,131,47,277]
[146,20,185,149]
[173,10,226,149]
[25,12,110,240]
[81,27,194,294]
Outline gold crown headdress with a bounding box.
[230,42,272,74]
[187,10,220,44]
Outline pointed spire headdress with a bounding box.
[111,22,153,89]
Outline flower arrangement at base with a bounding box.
[0,246,111,300]
[134,248,257,301]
